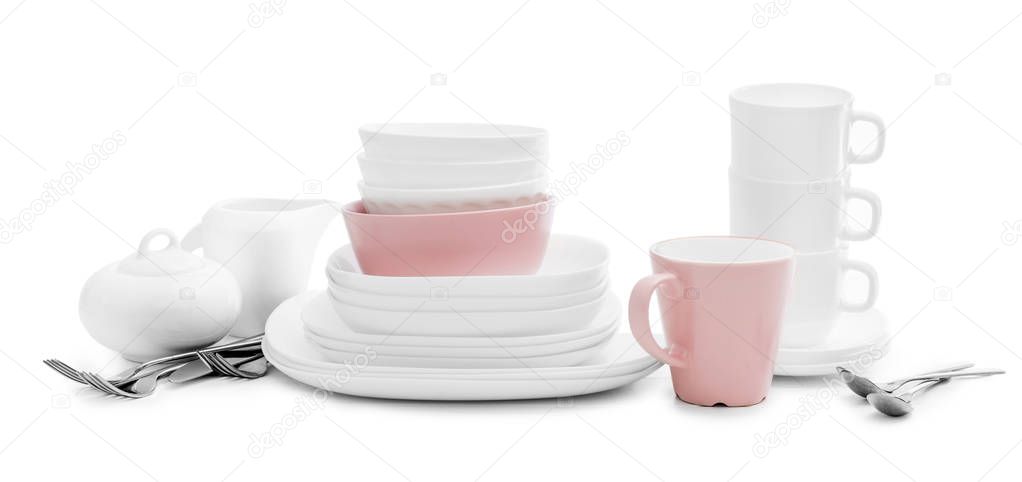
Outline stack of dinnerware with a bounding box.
[356,123,549,215]
[260,124,661,400]
[342,123,555,277]
[260,235,661,400]
[728,83,888,372]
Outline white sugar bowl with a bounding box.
[79,228,242,361]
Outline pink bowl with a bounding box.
[341,198,555,276]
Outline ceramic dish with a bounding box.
[357,153,547,189]
[264,292,659,380]
[303,292,620,359]
[327,234,609,297]
[774,308,890,376]
[303,291,621,349]
[342,199,554,276]
[266,345,660,401]
[358,178,548,215]
[329,289,608,337]
[308,330,615,369]
[359,123,548,162]
[327,277,608,312]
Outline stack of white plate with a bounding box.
[356,123,550,214]
[262,235,663,400]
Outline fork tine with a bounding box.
[210,354,244,377]
[212,353,261,379]
[82,372,147,399]
[80,372,116,396]
[44,360,87,384]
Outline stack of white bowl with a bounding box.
[356,123,550,214]
[728,83,885,348]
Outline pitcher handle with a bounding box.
[628,272,688,367]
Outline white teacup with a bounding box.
[729,169,881,252]
[781,249,878,347]
[730,83,885,181]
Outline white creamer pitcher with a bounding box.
[182,198,338,336]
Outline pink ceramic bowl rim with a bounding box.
[650,235,795,268]
[342,196,552,219]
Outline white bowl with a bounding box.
[357,153,548,189]
[359,123,548,162]
[358,177,548,214]
[326,234,609,298]
[328,289,608,337]
[327,276,608,312]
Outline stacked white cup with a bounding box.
[728,83,884,347]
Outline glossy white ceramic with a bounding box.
[263,293,661,400]
[774,308,890,376]
[325,234,610,297]
[79,229,241,361]
[302,291,619,358]
[729,169,881,251]
[358,178,548,215]
[181,198,337,336]
[329,288,609,337]
[730,83,885,181]
[357,153,547,189]
[326,276,608,312]
[781,249,879,347]
[304,291,621,349]
[359,123,548,162]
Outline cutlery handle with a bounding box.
[628,272,688,367]
[905,369,1005,383]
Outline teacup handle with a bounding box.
[848,110,885,164]
[180,223,203,252]
[628,272,688,367]
[840,187,882,241]
[839,260,879,312]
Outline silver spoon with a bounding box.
[837,362,973,398]
[866,369,1006,417]
[866,378,948,417]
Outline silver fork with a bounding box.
[199,352,267,379]
[44,335,264,386]
[80,362,188,399]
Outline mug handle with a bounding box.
[839,260,879,312]
[848,110,885,164]
[628,272,688,367]
[840,187,882,241]
[180,223,203,252]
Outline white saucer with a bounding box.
[264,293,662,400]
[774,308,891,376]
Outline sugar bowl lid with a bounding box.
[116,228,205,276]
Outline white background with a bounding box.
[2,0,1021,480]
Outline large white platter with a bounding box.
[264,293,661,400]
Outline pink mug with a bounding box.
[629,236,795,406]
